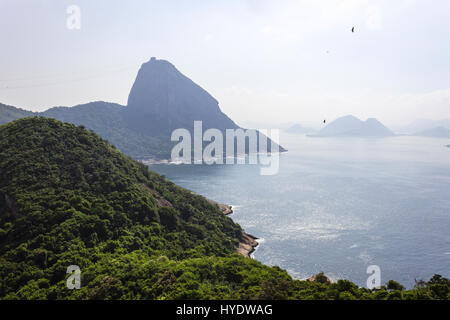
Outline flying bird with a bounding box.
[323,120,326,124]
[351,26,355,33]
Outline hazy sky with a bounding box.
[1,0,449,127]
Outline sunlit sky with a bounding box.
[1,0,449,127]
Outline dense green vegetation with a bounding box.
[0,102,174,159]
[42,102,174,159]
[0,117,448,300]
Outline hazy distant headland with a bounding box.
[308,115,395,137]
[283,117,450,139]
[285,123,317,135]
[395,118,450,135]
[414,126,450,139]
[286,116,450,140]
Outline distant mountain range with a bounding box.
[0,57,284,160]
[396,118,450,134]
[415,126,450,138]
[285,123,316,135]
[310,115,395,137]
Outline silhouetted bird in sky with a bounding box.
[323,120,326,124]
[352,27,355,33]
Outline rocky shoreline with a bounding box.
[139,158,170,165]
[307,273,333,284]
[211,201,259,258]
[207,199,233,215]
[238,232,259,258]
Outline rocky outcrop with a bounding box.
[237,232,259,258]
[307,273,332,284]
[206,199,233,215]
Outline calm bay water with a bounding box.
[151,133,450,288]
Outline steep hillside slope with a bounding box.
[0,119,446,300]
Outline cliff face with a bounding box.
[125,57,239,137]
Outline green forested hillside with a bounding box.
[41,102,173,159]
[0,117,448,300]
[0,101,184,160]
[0,102,173,159]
